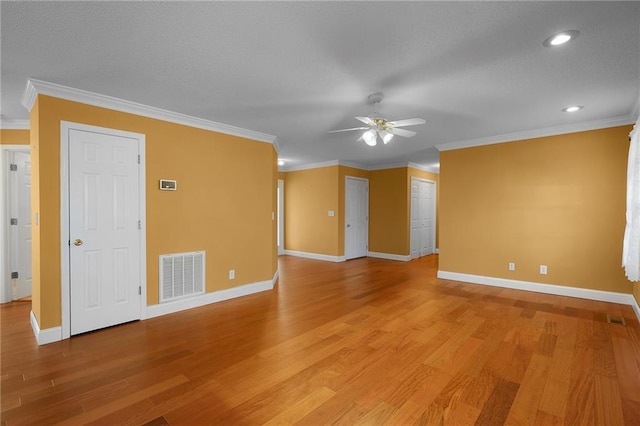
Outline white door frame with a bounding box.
[60,121,147,339]
[277,179,284,255]
[410,177,437,259]
[1,145,30,303]
[344,176,369,260]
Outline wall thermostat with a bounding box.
[159,179,177,190]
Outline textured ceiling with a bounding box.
[1,1,639,170]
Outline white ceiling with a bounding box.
[1,1,639,171]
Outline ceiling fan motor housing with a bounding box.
[368,92,384,104]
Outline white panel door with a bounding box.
[410,181,419,259]
[345,177,368,260]
[10,151,32,300]
[410,178,435,259]
[420,181,434,256]
[69,129,141,335]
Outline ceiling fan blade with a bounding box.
[387,118,426,127]
[355,116,375,125]
[389,127,417,137]
[328,127,369,133]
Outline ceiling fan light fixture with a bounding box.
[380,131,394,144]
[562,105,583,113]
[363,129,377,146]
[543,30,580,47]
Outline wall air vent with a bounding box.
[159,251,205,303]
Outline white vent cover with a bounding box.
[160,251,205,303]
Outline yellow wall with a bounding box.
[440,125,632,294]
[284,166,340,255]
[283,165,441,258]
[369,167,408,255]
[0,129,30,144]
[31,95,277,329]
[30,101,42,324]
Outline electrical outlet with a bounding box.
[229,269,235,280]
[508,262,516,271]
[539,265,547,275]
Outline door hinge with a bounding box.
[137,154,141,164]
[11,271,18,279]
[139,286,142,295]
[138,220,141,230]
[10,218,17,225]
[9,164,17,171]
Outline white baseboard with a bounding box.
[284,250,345,263]
[437,271,640,322]
[367,251,411,262]
[632,296,640,322]
[272,269,280,286]
[145,279,274,319]
[30,310,62,345]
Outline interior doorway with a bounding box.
[277,179,284,255]
[345,176,369,260]
[410,177,436,259]
[1,146,32,303]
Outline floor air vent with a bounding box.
[606,314,626,326]
[160,251,205,303]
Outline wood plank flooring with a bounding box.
[2,255,640,425]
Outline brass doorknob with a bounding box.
[73,239,83,246]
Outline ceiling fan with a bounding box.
[329,92,425,146]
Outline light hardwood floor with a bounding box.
[2,255,640,425]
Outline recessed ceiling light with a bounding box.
[562,105,583,113]
[543,30,580,47]
[277,159,285,166]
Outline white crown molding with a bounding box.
[407,162,440,174]
[272,138,281,154]
[338,160,369,170]
[631,94,640,122]
[436,115,636,152]
[0,119,30,130]
[366,162,408,171]
[437,270,640,323]
[282,160,340,172]
[20,79,277,144]
[281,159,441,174]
